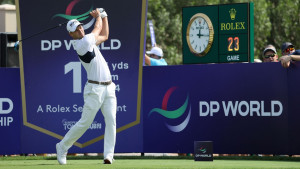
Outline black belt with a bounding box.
[88,80,112,85]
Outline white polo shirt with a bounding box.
[73,33,111,82]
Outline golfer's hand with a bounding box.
[279,55,291,68]
[90,9,100,18]
[98,8,108,18]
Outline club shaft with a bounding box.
[20,25,61,42]
[19,14,90,42]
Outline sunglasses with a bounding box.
[264,53,276,58]
[285,47,295,53]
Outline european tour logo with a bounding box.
[148,87,191,133]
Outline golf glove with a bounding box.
[97,8,108,18]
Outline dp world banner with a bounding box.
[143,63,300,154]
[16,0,146,153]
[0,68,21,155]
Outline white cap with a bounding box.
[263,45,277,56]
[66,19,83,32]
[146,47,163,57]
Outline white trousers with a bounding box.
[59,82,117,160]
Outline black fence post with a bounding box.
[0,33,8,67]
[0,32,18,67]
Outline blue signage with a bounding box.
[2,61,300,154]
[0,68,21,155]
[143,62,298,154]
[17,0,146,153]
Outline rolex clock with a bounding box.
[186,13,214,57]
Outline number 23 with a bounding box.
[228,37,239,51]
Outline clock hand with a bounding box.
[199,29,210,36]
[197,27,201,38]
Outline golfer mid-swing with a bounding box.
[56,8,117,165]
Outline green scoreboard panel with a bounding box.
[183,3,254,64]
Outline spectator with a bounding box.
[279,42,300,68]
[145,46,167,66]
[262,44,278,62]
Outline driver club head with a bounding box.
[14,41,19,52]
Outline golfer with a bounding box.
[56,8,117,165]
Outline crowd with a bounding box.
[260,42,299,68]
[145,42,299,67]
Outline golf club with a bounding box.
[14,21,71,52]
[14,12,94,52]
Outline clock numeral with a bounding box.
[191,40,194,44]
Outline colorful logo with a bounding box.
[52,0,95,30]
[148,87,191,132]
[199,147,207,153]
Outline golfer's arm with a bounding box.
[91,16,102,44]
[290,55,300,61]
[145,54,151,66]
[95,17,109,46]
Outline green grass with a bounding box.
[1,156,300,169]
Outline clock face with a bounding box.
[186,13,214,57]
